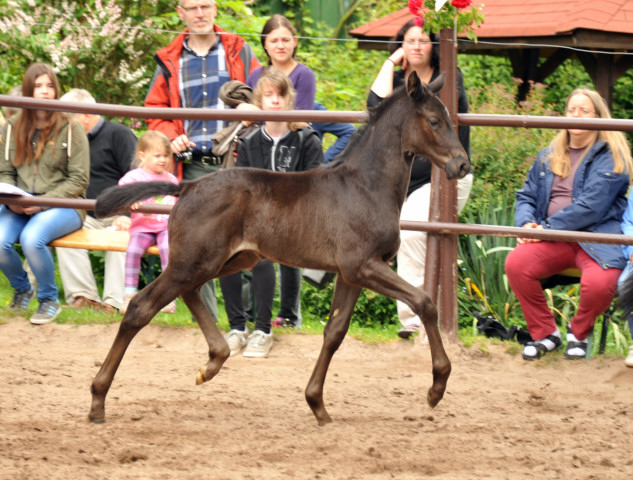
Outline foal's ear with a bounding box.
[428,72,445,94]
[406,71,426,102]
[406,71,446,103]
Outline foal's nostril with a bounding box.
[458,161,470,178]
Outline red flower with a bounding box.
[451,0,472,8]
[408,0,423,16]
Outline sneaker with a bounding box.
[119,292,136,315]
[160,300,177,314]
[398,323,420,339]
[30,299,61,325]
[625,345,633,368]
[9,288,34,311]
[225,328,249,357]
[242,330,273,358]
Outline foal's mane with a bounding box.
[325,87,408,169]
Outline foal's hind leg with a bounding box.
[305,277,361,426]
[347,258,451,409]
[179,288,230,385]
[89,275,179,423]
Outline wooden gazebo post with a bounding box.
[424,28,460,340]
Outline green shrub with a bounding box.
[463,81,558,219]
[302,276,398,328]
[457,198,521,328]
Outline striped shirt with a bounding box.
[179,36,230,155]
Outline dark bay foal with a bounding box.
[89,72,470,426]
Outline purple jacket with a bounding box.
[247,63,316,110]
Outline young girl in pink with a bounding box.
[119,131,178,314]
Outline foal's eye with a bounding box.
[428,118,440,128]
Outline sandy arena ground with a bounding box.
[1,317,633,479]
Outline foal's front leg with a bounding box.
[351,258,451,409]
[305,277,361,426]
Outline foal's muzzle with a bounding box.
[445,154,470,180]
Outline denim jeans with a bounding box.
[617,260,633,335]
[0,205,82,301]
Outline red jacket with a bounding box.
[144,25,260,141]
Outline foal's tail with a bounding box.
[94,181,184,218]
[618,270,633,318]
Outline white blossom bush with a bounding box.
[0,0,171,105]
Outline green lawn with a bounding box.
[0,271,402,344]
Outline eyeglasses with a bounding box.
[566,107,595,116]
[404,40,431,47]
[181,4,213,14]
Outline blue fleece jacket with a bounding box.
[514,140,629,269]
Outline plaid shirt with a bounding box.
[179,37,230,155]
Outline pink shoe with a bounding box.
[272,317,294,328]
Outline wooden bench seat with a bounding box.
[49,228,159,255]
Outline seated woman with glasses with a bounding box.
[505,88,633,361]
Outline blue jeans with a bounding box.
[0,205,82,301]
[311,102,356,164]
[617,260,633,336]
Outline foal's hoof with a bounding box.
[195,368,206,385]
[89,415,106,424]
[426,391,440,408]
[317,416,333,427]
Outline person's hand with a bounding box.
[130,201,142,211]
[22,206,42,215]
[517,222,543,244]
[389,48,407,70]
[236,102,260,127]
[171,134,196,155]
[112,215,131,232]
[8,204,25,214]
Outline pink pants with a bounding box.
[505,241,621,341]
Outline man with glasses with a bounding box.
[145,0,260,323]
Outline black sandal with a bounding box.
[564,341,587,360]
[522,335,562,361]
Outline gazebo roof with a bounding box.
[349,0,633,51]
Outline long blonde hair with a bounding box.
[547,88,633,180]
[252,67,307,131]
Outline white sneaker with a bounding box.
[242,330,273,358]
[225,329,249,357]
[625,345,633,368]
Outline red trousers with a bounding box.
[505,241,621,341]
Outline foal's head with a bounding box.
[402,72,470,180]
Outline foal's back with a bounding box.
[169,162,402,272]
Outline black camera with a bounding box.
[175,148,193,164]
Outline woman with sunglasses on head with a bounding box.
[505,88,633,361]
